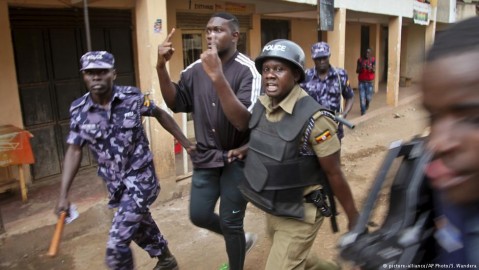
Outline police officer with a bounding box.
[301,42,355,141]
[234,40,359,270]
[55,51,194,270]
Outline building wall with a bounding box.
[336,0,414,18]
[456,2,478,20]
[290,19,318,71]
[404,25,426,82]
[437,0,456,23]
[345,23,361,89]
[8,0,134,8]
[0,0,22,128]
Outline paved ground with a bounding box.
[0,84,426,270]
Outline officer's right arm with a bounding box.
[309,114,359,230]
[56,144,82,216]
[156,28,178,109]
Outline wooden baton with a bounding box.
[47,211,67,257]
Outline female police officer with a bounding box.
[234,39,359,269]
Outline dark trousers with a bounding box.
[189,161,248,270]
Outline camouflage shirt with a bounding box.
[67,85,158,209]
[300,66,354,113]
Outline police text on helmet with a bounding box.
[263,44,286,52]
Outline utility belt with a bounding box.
[305,189,332,217]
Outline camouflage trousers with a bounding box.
[105,191,168,270]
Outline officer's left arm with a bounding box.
[310,114,359,230]
[340,71,355,118]
[151,106,195,154]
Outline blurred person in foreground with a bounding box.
[422,16,479,265]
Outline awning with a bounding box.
[282,0,317,5]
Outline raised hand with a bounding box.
[200,40,223,81]
[157,28,176,69]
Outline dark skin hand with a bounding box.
[200,35,251,131]
[151,106,196,154]
[156,28,178,109]
[227,143,249,163]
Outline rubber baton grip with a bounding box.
[335,115,356,129]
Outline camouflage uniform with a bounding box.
[300,66,353,140]
[67,85,167,269]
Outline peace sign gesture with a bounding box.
[157,28,176,69]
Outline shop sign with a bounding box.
[413,0,431,25]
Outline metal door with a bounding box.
[10,8,135,180]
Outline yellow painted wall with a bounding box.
[400,27,409,77]
[0,1,23,128]
[291,19,318,71]
[387,16,402,107]
[345,22,361,89]
[404,24,425,82]
[134,0,177,181]
[400,24,426,83]
[8,0,134,8]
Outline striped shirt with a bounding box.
[172,51,261,168]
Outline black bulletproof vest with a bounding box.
[240,96,327,219]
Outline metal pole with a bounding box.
[83,0,92,51]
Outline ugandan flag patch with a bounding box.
[315,130,332,144]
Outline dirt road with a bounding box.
[0,99,428,270]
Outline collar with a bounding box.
[84,85,121,110]
[312,65,337,80]
[259,84,303,115]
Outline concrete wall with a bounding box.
[8,0,134,8]
[456,2,478,20]
[290,19,318,71]
[336,0,414,18]
[345,23,361,89]
[404,25,426,82]
[0,0,23,128]
[437,0,456,23]
[134,0,177,181]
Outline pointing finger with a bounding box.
[164,28,176,43]
[209,40,217,52]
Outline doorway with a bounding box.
[10,8,135,180]
[360,25,370,58]
[261,19,290,47]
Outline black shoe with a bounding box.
[365,101,370,110]
[153,246,179,270]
